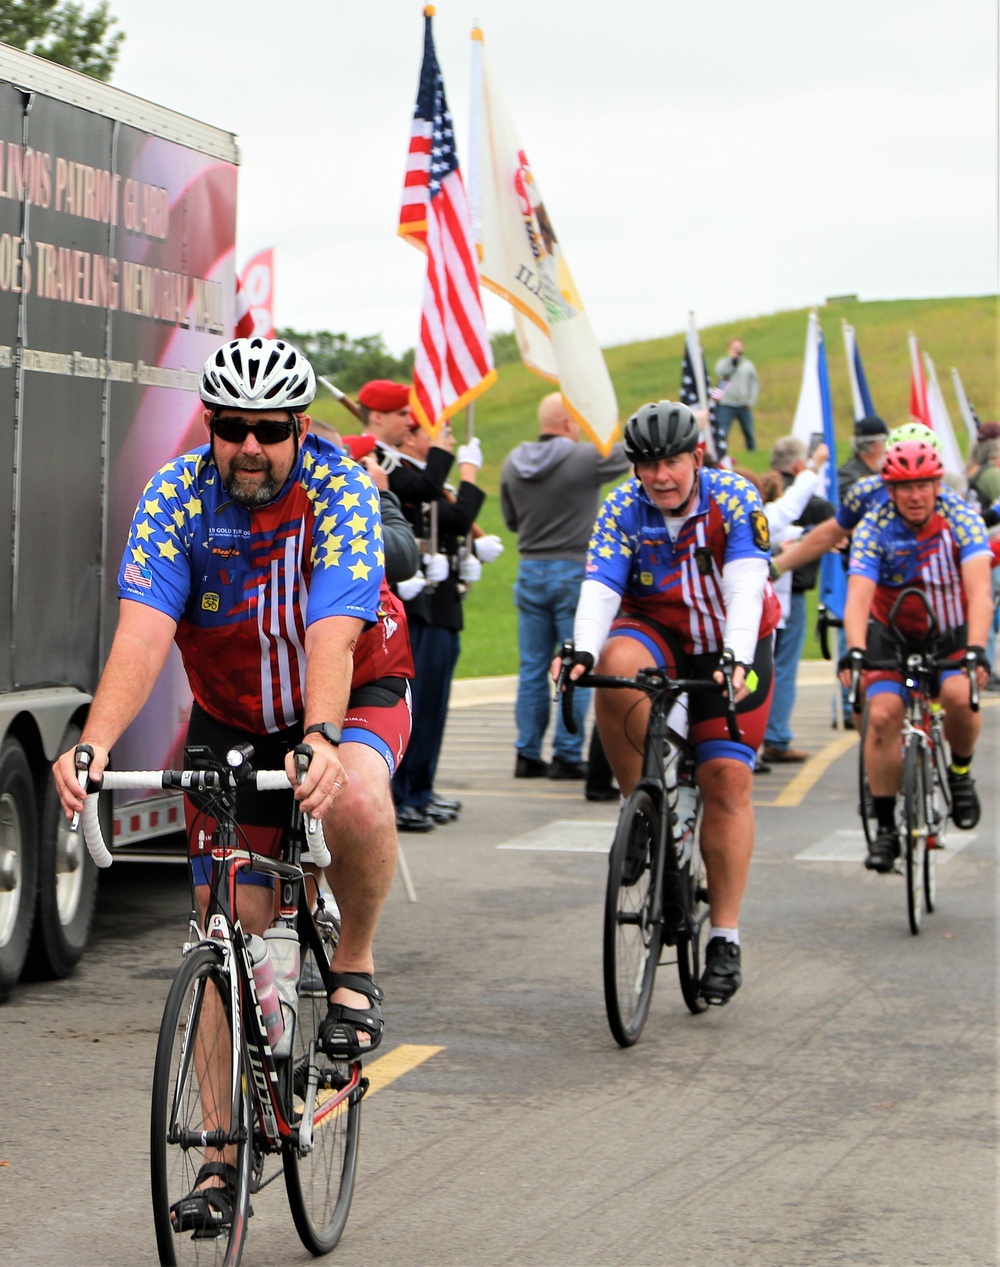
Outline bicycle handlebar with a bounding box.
[844,648,981,715]
[74,755,332,870]
[556,645,742,744]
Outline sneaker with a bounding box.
[699,937,742,1004]
[762,744,809,763]
[514,754,549,778]
[948,771,980,830]
[865,828,899,873]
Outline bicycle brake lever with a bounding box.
[293,743,320,835]
[70,744,94,833]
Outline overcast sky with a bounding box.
[106,0,997,356]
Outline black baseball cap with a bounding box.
[854,415,889,437]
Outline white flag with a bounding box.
[923,352,965,478]
[949,367,980,449]
[469,28,618,454]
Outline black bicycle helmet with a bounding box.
[623,400,700,464]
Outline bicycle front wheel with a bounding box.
[676,807,710,1015]
[603,789,661,1047]
[903,737,928,935]
[150,944,252,1267]
[283,929,362,1255]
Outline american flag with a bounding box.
[399,9,495,431]
[123,562,152,590]
[680,338,718,460]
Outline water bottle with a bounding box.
[246,933,284,1050]
[674,781,698,868]
[265,925,301,1059]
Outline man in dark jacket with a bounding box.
[500,393,630,780]
[837,414,888,499]
[388,416,490,832]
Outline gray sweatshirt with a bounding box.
[714,355,759,408]
[500,435,631,561]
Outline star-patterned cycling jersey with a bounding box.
[117,434,411,735]
[836,472,966,533]
[585,467,780,656]
[848,494,990,639]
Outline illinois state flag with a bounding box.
[399,7,495,432]
[469,27,618,454]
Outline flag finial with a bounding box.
[424,4,435,16]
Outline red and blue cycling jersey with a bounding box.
[848,495,990,639]
[117,434,411,734]
[585,467,780,655]
[836,472,966,532]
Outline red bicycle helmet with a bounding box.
[882,440,944,483]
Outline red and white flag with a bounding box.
[398,8,495,433]
[235,248,275,340]
[908,332,932,428]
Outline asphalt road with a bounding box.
[2,682,997,1267]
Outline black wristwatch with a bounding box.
[303,722,342,747]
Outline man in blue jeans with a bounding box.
[500,393,630,779]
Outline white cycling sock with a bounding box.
[709,926,739,945]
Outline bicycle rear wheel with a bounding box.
[283,928,362,1255]
[858,704,878,849]
[903,737,928,935]
[151,944,252,1267]
[603,789,661,1047]
[675,807,710,1015]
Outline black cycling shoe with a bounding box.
[699,937,742,1005]
[948,772,980,830]
[865,828,899,873]
[620,809,652,887]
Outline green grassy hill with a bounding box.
[311,294,998,677]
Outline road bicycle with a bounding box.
[558,649,740,1046]
[846,588,980,935]
[74,741,363,1267]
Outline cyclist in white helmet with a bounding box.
[53,336,413,1232]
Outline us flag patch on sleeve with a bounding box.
[123,562,153,589]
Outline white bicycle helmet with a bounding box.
[200,337,316,412]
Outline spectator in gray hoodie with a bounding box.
[500,393,630,779]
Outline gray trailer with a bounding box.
[0,43,239,996]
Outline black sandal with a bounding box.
[318,971,384,1060]
[170,1161,238,1234]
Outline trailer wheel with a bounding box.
[0,739,39,1000]
[28,722,99,979]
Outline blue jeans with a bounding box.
[716,403,756,453]
[514,558,589,761]
[765,591,807,750]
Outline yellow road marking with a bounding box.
[769,731,859,807]
[363,1044,444,1095]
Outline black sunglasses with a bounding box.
[212,416,297,446]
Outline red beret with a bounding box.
[357,380,410,412]
[342,432,377,460]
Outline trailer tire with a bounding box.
[28,722,99,979]
[0,739,39,1000]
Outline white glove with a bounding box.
[422,552,449,583]
[474,533,504,563]
[456,437,483,470]
[396,573,427,602]
[459,553,483,583]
